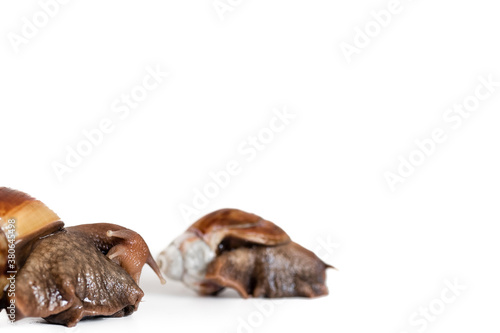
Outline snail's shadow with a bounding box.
[140,269,241,299]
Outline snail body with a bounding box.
[14,229,144,326]
[0,187,164,326]
[158,209,333,298]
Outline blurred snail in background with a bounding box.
[157,209,334,298]
[0,187,165,327]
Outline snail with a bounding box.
[0,187,165,326]
[157,209,334,298]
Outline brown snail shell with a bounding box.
[157,208,333,298]
[189,208,291,251]
[0,187,164,326]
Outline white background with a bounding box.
[1,0,499,332]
